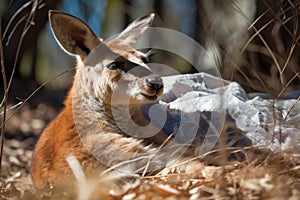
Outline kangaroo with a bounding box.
[31,11,168,189]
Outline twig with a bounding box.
[0,67,76,130]
[6,0,38,101]
[0,0,41,107]
[0,20,8,171]
[0,101,23,115]
[2,0,32,41]
[237,1,284,84]
[275,72,300,101]
[281,36,300,73]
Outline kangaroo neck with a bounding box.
[69,76,147,136]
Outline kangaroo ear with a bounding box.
[115,13,155,46]
[49,10,101,60]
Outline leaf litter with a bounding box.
[0,103,299,199]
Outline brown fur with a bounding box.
[31,11,166,189]
[31,90,101,188]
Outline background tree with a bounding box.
[1,0,60,100]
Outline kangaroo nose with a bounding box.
[145,76,163,90]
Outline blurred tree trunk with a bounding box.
[1,0,60,96]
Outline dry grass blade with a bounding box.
[276,72,300,100]
[0,102,23,115]
[245,18,282,84]
[283,0,299,39]
[232,0,300,94]
[0,20,8,171]
[1,0,47,109]
[6,3,37,96]
[220,46,262,91]
[0,67,76,130]
[281,36,300,73]
[2,0,32,41]
[283,95,300,122]
[241,19,274,54]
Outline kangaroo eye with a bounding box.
[107,61,123,70]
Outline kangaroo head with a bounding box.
[49,11,163,105]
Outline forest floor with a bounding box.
[0,102,300,200]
